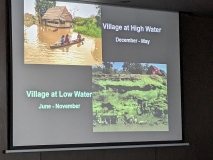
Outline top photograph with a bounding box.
[24,0,102,66]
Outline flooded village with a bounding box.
[24,0,102,66]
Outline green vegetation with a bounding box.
[73,5,101,38]
[93,76,168,114]
[93,62,150,74]
[73,17,101,38]
[93,75,166,90]
[92,62,168,129]
[35,0,56,23]
[24,13,36,27]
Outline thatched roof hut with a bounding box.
[42,6,72,28]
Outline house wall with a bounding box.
[65,22,71,27]
[45,21,71,28]
[0,0,213,159]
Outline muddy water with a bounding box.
[24,24,102,66]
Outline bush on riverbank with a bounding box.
[73,17,101,38]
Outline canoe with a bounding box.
[50,38,85,49]
[53,28,58,32]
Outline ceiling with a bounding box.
[55,0,213,15]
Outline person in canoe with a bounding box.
[77,32,84,44]
[64,34,70,44]
[65,34,75,43]
[54,35,65,45]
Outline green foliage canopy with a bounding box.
[35,0,56,17]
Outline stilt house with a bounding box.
[42,6,72,28]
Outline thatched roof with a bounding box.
[42,6,72,22]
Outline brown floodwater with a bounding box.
[24,24,102,66]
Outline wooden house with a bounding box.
[42,6,72,28]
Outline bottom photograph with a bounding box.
[92,62,168,132]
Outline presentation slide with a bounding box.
[11,0,182,147]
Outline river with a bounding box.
[24,24,102,66]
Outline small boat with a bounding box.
[50,38,85,49]
[53,28,58,32]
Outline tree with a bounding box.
[144,63,150,74]
[122,62,131,71]
[35,0,56,24]
[95,5,101,27]
[92,66,103,73]
[128,63,141,74]
[122,63,144,74]
[69,6,78,22]
[103,62,113,74]
[113,69,119,74]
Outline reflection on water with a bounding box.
[24,24,102,66]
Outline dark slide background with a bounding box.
[102,5,178,63]
[1,0,213,159]
[11,1,181,146]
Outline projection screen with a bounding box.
[9,0,182,149]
